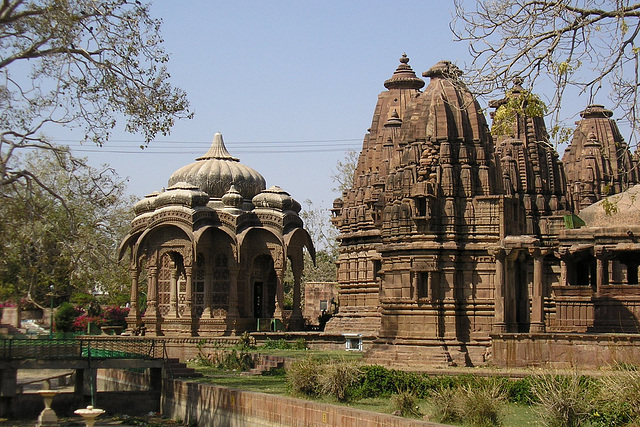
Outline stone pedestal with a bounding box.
[35,390,58,427]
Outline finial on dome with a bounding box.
[384,53,425,90]
[196,132,239,161]
[222,184,244,209]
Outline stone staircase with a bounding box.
[164,358,202,379]
[242,354,286,376]
[364,343,459,369]
[0,323,26,338]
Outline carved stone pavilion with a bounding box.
[328,55,640,367]
[119,133,314,336]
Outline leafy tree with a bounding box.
[300,200,338,283]
[0,0,191,191]
[452,0,640,147]
[0,148,133,309]
[331,149,358,194]
[53,302,81,333]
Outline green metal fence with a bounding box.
[0,338,164,360]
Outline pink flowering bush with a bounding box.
[72,315,105,332]
[102,306,130,328]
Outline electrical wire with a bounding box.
[50,137,363,155]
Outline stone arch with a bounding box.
[196,227,238,319]
[238,227,286,322]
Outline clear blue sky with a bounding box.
[48,2,473,213]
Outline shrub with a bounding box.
[429,379,506,426]
[504,376,534,405]
[530,373,595,427]
[236,331,255,350]
[429,387,460,423]
[593,369,640,426]
[292,338,308,350]
[261,338,290,349]
[317,358,362,402]
[102,306,129,327]
[357,365,430,398]
[391,390,422,418]
[455,380,506,427]
[72,314,104,332]
[287,357,321,396]
[54,303,82,332]
[211,350,254,371]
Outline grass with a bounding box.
[188,349,640,426]
[188,362,539,425]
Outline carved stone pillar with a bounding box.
[145,265,160,335]
[183,265,194,335]
[202,268,213,319]
[559,251,569,286]
[168,260,178,318]
[491,248,507,333]
[127,267,141,326]
[289,261,304,330]
[273,269,285,320]
[529,248,548,333]
[146,266,158,317]
[595,246,609,295]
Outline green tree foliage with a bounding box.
[452,0,640,147]
[491,90,548,138]
[299,199,338,283]
[0,0,191,189]
[330,149,358,195]
[0,148,134,308]
[54,302,82,333]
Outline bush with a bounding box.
[429,387,460,423]
[102,306,129,327]
[593,369,640,426]
[504,376,534,405]
[54,303,82,332]
[287,357,321,396]
[455,380,506,427]
[391,390,422,418]
[211,350,254,371]
[356,365,429,398]
[317,358,362,402]
[72,314,104,332]
[236,331,255,350]
[429,380,506,427]
[530,373,595,427]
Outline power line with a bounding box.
[71,147,359,154]
[51,137,363,155]
[52,137,363,145]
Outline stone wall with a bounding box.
[492,333,640,368]
[162,379,447,427]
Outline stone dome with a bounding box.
[168,133,266,199]
[252,186,301,213]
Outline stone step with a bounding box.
[164,359,202,378]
